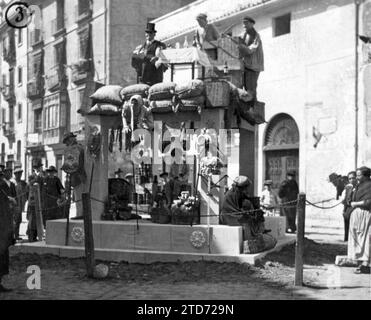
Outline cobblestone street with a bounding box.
[1,211,370,300]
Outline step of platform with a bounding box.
[10,236,296,266]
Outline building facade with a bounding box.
[153,0,371,215]
[0,0,194,180]
[0,1,28,172]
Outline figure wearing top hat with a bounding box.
[278,171,299,233]
[13,166,28,240]
[132,22,167,86]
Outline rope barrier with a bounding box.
[305,199,343,210]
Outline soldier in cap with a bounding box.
[13,167,28,241]
[238,15,264,106]
[194,13,220,49]
[278,171,299,233]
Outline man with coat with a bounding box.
[278,171,299,233]
[13,166,28,241]
[43,166,65,225]
[0,169,16,292]
[132,23,167,86]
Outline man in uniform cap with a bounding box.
[278,171,299,233]
[13,167,28,241]
[238,15,264,106]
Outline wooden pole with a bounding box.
[295,193,306,287]
[65,174,72,246]
[82,193,95,278]
[34,184,44,241]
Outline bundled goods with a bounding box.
[175,79,205,99]
[121,83,150,101]
[148,80,206,114]
[148,82,177,101]
[87,103,121,116]
[90,85,124,106]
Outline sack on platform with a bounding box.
[175,79,205,99]
[121,84,150,101]
[90,85,124,106]
[149,100,173,113]
[88,103,121,116]
[148,82,176,101]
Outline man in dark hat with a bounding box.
[132,22,167,86]
[278,171,299,233]
[27,159,45,242]
[13,167,28,241]
[43,166,65,225]
[238,16,264,106]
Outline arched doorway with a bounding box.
[264,114,300,191]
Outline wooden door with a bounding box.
[265,150,299,193]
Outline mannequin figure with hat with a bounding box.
[132,22,167,86]
[43,166,65,225]
[13,166,28,241]
[0,168,17,292]
[194,13,220,50]
[238,16,264,107]
[260,180,279,216]
[278,171,299,233]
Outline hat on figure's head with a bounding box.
[287,170,296,177]
[32,158,43,169]
[46,166,57,173]
[243,16,256,24]
[159,172,169,178]
[264,180,273,186]
[145,22,157,33]
[328,172,339,182]
[115,168,124,175]
[196,13,207,20]
[14,167,23,174]
[124,173,134,180]
[234,175,252,188]
[62,132,77,144]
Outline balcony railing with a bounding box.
[27,77,44,99]
[30,29,43,47]
[46,67,65,92]
[51,18,66,37]
[3,122,15,138]
[27,132,43,148]
[43,127,65,146]
[71,59,91,84]
[75,4,92,23]
[1,84,15,103]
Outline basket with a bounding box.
[205,80,230,108]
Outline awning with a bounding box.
[160,47,213,67]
